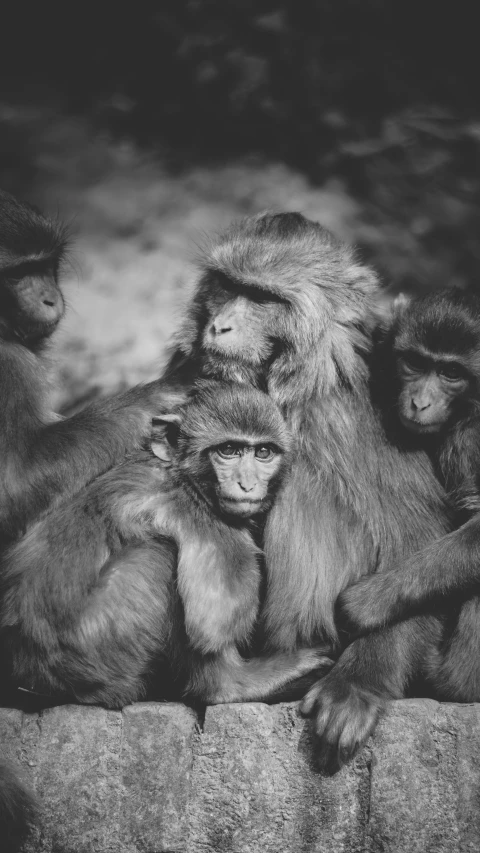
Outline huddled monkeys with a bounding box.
[1,192,479,839]
[337,289,480,701]
[1,381,330,708]
[162,211,453,771]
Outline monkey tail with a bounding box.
[0,760,37,852]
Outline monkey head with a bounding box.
[152,382,291,519]
[392,290,480,434]
[0,189,68,345]
[171,212,380,401]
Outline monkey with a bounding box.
[0,188,184,549]
[0,382,330,710]
[157,211,453,772]
[0,188,185,845]
[335,289,480,700]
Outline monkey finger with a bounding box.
[336,711,374,765]
[315,738,343,775]
[299,682,324,717]
[313,710,351,773]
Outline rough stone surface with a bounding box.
[2,699,480,852]
[187,703,367,853]
[118,703,198,853]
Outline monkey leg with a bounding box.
[185,646,334,704]
[49,540,175,709]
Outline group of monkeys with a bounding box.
[1,189,480,846]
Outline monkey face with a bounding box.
[391,289,480,436]
[154,382,291,520]
[0,264,65,342]
[396,353,470,434]
[209,442,284,518]
[201,276,285,366]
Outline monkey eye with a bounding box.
[3,261,47,284]
[4,267,28,284]
[255,445,276,460]
[216,442,241,458]
[400,352,428,373]
[439,363,465,382]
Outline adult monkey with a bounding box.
[336,289,480,700]
[161,212,452,771]
[1,383,329,707]
[0,188,180,847]
[0,188,182,548]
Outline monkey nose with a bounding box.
[411,398,431,412]
[211,320,233,336]
[39,295,63,323]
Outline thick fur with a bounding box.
[337,290,480,701]
[0,383,329,708]
[162,212,453,771]
[0,189,186,545]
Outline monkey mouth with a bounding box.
[219,497,265,516]
[398,413,443,434]
[203,345,264,368]
[15,318,62,341]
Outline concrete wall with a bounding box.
[2,698,480,853]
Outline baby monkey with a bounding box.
[1,381,330,709]
[337,290,480,700]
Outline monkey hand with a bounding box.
[299,670,384,774]
[335,571,406,641]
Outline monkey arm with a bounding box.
[0,375,185,537]
[336,514,480,638]
[300,616,439,773]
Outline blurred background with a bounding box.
[1,1,479,406]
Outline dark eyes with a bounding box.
[254,445,275,460]
[4,267,29,285]
[438,364,464,382]
[399,353,427,373]
[215,443,277,460]
[3,262,53,284]
[399,353,466,383]
[212,274,287,305]
[217,443,240,458]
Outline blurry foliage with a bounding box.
[1,0,480,291]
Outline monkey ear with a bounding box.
[151,413,182,463]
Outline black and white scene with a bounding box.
[1,3,480,851]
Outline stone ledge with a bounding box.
[1,698,479,853]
